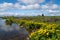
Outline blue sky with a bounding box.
[0,0,60,16]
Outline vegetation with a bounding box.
[4,16,60,40]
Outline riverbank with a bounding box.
[4,16,60,40]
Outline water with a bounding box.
[0,18,29,40]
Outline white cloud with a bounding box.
[0,12,19,16]
[41,4,59,10]
[44,10,60,13]
[20,4,40,9]
[0,2,14,11]
[0,2,40,10]
[0,2,60,16]
[40,4,60,15]
[41,9,59,13]
[18,0,45,5]
[0,12,42,16]
[14,3,21,9]
[0,2,60,10]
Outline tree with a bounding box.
[42,14,44,16]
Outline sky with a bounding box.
[0,0,60,16]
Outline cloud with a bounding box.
[0,2,41,10]
[20,4,40,9]
[0,2,60,16]
[41,4,60,10]
[0,2,60,10]
[44,10,60,14]
[40,4,60,15]
[0,12,42,16]
[18,0,45,5]
[0,2,14,11]
[0,12,19,16]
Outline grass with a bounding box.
[3,16,60,40]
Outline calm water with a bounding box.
[0,18,29,40]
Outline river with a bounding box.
[0,18,29,40]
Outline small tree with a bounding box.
[42,14,44,16]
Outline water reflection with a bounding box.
[0,18,29,40]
